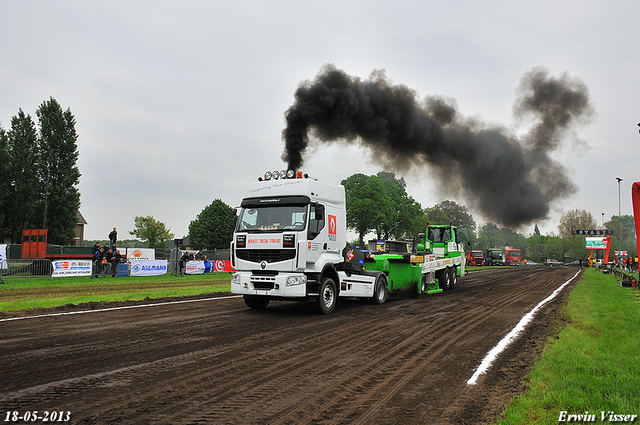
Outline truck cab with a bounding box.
[231,171,384,314]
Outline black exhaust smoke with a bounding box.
[281,65,593,228]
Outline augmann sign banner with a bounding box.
[585,237,608,250]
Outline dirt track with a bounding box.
[0,267,580,424]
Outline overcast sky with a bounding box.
[2,1,639,242]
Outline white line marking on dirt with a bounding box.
[0,295,243,322]
[466,270,581,385]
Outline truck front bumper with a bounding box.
[231,271,308,298]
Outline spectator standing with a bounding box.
[195,250,205,261]
[109,227,118,245]
[179,251,188,275]
[92,247,104,278]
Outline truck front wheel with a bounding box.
[244,295,270,310]
[315,277,337,314]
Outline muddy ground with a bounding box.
[0,267,580,424]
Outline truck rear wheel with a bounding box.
[449,267,457,290]
[244,295,270,310]
[437,269,450,291]
[371,274,388,305]
[315,277,337,314]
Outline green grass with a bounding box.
[0,273,233,312]
[495,268,640,424]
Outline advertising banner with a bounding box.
[0,244,6,269]
[124,248,155,260]
[185,260,235,274]
[214,260,235,272]
[585,237,608,250]
[52,259,92,277]
[130,259,168,277]
[185,261,207,274]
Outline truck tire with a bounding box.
[421,275,428,295]
[371,274,388,305]
[449,267,457,290]
[243,295,270,310]
[315,277,337,314]
[437,269,450,291]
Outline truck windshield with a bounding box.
[237,205,307,232]
[428,227,451,244]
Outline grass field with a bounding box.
[0,272,233,312]
[495,268,640,424]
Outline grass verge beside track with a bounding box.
[0,273,233,312]
[496,268,640,424]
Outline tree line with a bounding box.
[0,98,81,245]
[182,171,638,263]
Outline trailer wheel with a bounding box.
[243,295,270,310]
[371,274,388,305]
[449,267,457,290]
[315,277,337,314]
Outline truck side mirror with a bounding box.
[230,208,239,231]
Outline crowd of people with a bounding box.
[91,227,125,278]
[178,250,207,275]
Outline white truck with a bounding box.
[230,170,465,314]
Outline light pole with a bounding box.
[601,212,605,227]
[33,162,50,229]
[616,177,623,270]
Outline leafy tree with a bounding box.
[4,110,40,243]
[130,216,175,249]
[35,98,81,245]
[375,172,424,240]
[427,200,477,232]
[558,209,597,238]
[425,200,478,247]
[423,206,450,226]
[341,174,391,246]
[342,172,425,246]
[0,126,8,238]
[605,215,636,256]
[604,215,635,240]
[188,199,234,249]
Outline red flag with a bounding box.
[632,183,640,258]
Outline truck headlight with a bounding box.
[231,273,241,285]
[286,275,307,286]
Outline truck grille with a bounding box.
[251,275,276,290]
[236,249,296,263]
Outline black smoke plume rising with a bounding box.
[281,65,593,228]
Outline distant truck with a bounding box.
[486,248,504,266]
[466,250,485,266]
[504,248,522,266]
[230,170,465,314]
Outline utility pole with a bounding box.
[617,177,623,271]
